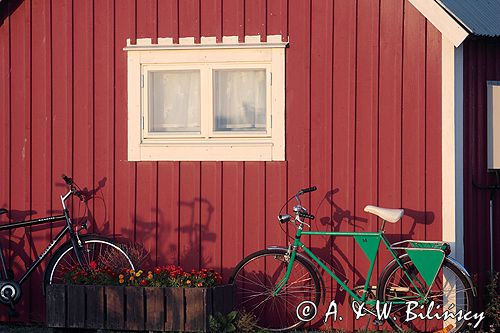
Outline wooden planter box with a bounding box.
[46,284,234,332]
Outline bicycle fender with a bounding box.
[446,256,477,296]
[267,246,326,304]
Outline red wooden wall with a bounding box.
[0,0,442,329]
[463,37,500,306]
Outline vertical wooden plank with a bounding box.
[221,162,244,281]
[286,0,311,197]
[332,0,357,330]
[135,163,158,264]
[474,40,488,285]
[157,162,180,265]
[402,1,426,242]
[105,286,125,330]
[310,0,333,329]
[46,284,66,327]
[145,287,164,331]
[200,0,222,40]
[425,23,442,245]
[51,0,73,213]
[72,0,93,230]
[378,0,403,268]
[212,284,234,315]
[158,0,179,41]
[179,162,201,271]
[266,0,287,39]
[137,0,157,42]
[165,287,185,331]
[243,163,265,257]
[200,163,222,271]
[9,0,31,321]
[354,2,379,330]
[125,286,145,330]
[67,285,85,328]
[114,0,136,241]
[185,288,210,332]
[222,0,244,41]
[377,2,403,330]
[93,0,115,237]
[245,0,266,40]
[29,0,52,322]
[179,0,200,41]
[402,2,427,330]
[265,162,287,247]
[85,285,104,329]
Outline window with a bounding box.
[125,35,287,161]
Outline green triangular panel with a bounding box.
[354,235,381,264]
[406,249,445,287]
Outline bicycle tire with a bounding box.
[377,254,474,333]
[229,249,321,332]
[44,235,135,289]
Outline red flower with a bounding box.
[89,261,97,270]
[140,279,148,286]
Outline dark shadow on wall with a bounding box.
[0,0,23,26]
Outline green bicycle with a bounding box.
[230,187,477,332]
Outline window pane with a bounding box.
[148,70,201,133]
[213,69,266,132]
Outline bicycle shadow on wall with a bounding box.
[177,198,217,270]
[122,197,218,270]
[307,189,368,311]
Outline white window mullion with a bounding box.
[205,65,214,139]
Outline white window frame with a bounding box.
[125,35,287,161]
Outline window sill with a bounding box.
[129,141,284,161]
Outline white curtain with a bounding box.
[149,70,201,133]
[213,69,266,132]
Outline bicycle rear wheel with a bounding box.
[378,255,474,333]
[44,235,135,288]
[229,249,321,332]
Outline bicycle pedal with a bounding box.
[373,319,384,326]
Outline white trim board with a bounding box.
[408,0,469,47]
[441,36,464,264]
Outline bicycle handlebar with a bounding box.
[298,186,317,195]
[62,174,73,186]
[61,174,85,201]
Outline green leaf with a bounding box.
[226,323,236,332]
[227,310,238,322]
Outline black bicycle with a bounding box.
[0,175,134,314]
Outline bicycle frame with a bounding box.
[0,189,83,285]
[273,228,430,306]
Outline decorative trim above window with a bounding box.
[125,35,288,161]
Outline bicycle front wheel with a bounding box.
[44,235,135,288]
[378,255,474,333]
[229,249,321,332]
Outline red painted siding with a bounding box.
[463,37,500,308]
[0,0,442,328]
